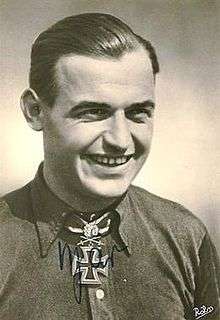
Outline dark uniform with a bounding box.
[0,164,219,319]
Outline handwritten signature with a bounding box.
[193,305,214,319]
[58,241,127,303]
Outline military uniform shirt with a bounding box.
[0,164,219,319]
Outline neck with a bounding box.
[43,166,119,214]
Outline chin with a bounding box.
[82,179,131,200]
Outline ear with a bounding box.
[20,88,44,131]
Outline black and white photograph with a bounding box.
[0,1,219,319]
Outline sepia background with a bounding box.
[0,0,219,255]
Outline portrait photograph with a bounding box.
[0,1,219,319]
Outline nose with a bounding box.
[103,111,133,153]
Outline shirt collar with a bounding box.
[30,163,133,257]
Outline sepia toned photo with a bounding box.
[0,1,219,319]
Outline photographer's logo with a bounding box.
[193,305,214,319]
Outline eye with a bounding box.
[126,107,154,123]
[75,108,111,121]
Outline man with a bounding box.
[0,13,219,320]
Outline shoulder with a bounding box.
[0,183,35,242]
[1,182,33,220]
[0,187,38,276]
[128,184,207,246]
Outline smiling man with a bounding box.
[40,48,154,210]
[0,13,219,320]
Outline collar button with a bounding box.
[96,289,105,300]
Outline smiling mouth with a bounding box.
[84,154,133,167]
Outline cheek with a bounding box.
[131,123,153,152]
[46,122,105,154]
[65,124,104,149]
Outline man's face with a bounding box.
[42,47,155,200]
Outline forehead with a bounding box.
[55,48,155,105]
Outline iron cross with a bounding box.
[72,246,110,285]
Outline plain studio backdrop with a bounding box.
[0,0,219,255]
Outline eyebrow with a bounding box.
[68,100,155,113]
[127,100,155,109]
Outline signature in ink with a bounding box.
[58,241,127,304]
[193,305,214,319]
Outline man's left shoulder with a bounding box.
[128,185,207,243]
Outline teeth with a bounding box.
[103,157,108,164]
[89,155,132,166]
[122,156,126,163]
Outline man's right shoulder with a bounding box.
[0,182,33,225]
[0,184,40,274]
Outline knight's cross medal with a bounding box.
[67,212,112,285]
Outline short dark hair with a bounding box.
[30,13,159,107]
